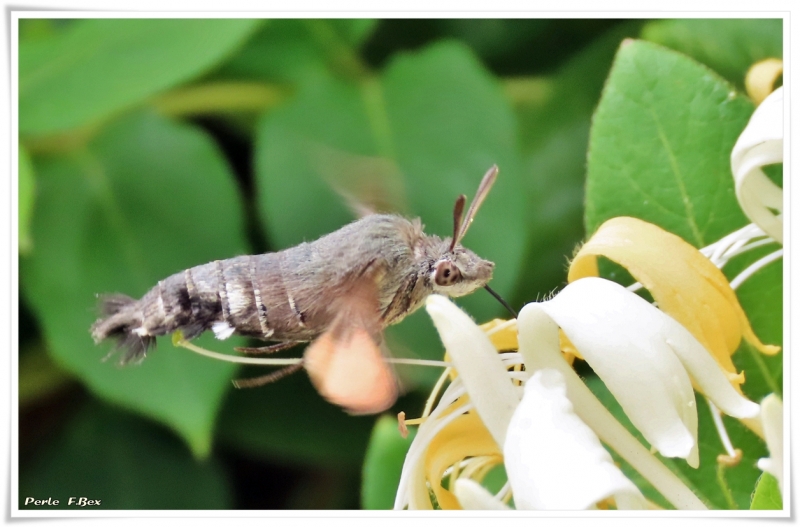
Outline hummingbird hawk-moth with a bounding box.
[91,165,502,414]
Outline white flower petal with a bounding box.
[517,303,707,510]
[425,295,520,446]
[504,369,647,510]
[757,394,783,495]
[664,331,760,419]
[539,278,698,464]
[453,479,510,510]
[731,86,783,243]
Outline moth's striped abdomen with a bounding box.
[91,254,281,364]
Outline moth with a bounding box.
[91,165,504,414]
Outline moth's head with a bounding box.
[430,244,494,297]
[429,165,500,297]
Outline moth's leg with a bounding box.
[232,362,304,389]
[234,340,304,355]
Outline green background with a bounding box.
[18,18,782,510]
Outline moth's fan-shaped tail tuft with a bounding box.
[90,294,155,365]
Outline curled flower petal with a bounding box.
[550,277,758,414]
[453,478,510,510]
[517,302,706,510]
[757,394,783,495]
[731,86,783,243]
[504,369,647,510]
[425,295,520,446]
[538,277,699,465]
[569,217,780,393]
[424,413,502,510]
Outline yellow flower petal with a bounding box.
[424,412,502,510]
[480,319,519,350]
[480,318,579,364]
[745,58,783,106]
[568,217,779,388]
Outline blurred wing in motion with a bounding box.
[303,265,399,414]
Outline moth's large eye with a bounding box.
[434,261,461,286]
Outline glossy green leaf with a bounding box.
[18,144,35,254]
[20,111,248,456]
[361,414,416,509]
[586,40,753,246]
[641,19,783,89]
[750,473,782,510]
[19,401,232,509]
[19,19,263,135]
[255,41,524,389]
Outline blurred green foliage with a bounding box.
[18,18,781,510]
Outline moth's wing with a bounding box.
[304,327,398,415]
[303,265,399,415]
[313,150,406,218]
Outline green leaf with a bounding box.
[750,473,783,510]
[255,41,525,389]
[216,367,375,469]
[18,144,35,254]
[20,111,249,456]
[361,415,416,509]
[19,19,263,135]
[641,19,783,90]
[586,39,753,246]
[20,401,233,509]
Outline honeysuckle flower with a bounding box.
[731,86,783,243]
[522,278,759,470]
[395,296,517,510]
[503,369,647,510]
[397,285,760,510]
[569,217,780,394]
[756,394,783,495]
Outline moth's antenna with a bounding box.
[449,194,467,252]
[484,285,518,319]
[456,165,499,245]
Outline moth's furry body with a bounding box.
[91,214,494,363]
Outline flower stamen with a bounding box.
[729,248,783,290]
[707,397,739,461]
